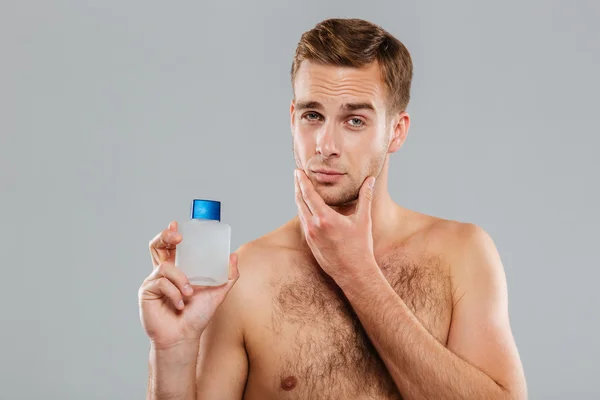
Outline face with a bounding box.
[291,60,407,207]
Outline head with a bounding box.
[290,18,412,208]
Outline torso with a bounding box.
[238,217,455,400]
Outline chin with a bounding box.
[315,185,359,207]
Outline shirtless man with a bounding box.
[139,18,527,400]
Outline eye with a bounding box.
[348,118,365,127]
[302,112,323,122]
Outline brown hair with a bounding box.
[291,18,413,114]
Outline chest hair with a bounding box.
[269,251,453,399]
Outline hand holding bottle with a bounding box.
[138,221,239,350]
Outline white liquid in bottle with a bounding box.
[175,199,231,286]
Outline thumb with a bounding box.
[356,176,375,220]
[228,253,240,282]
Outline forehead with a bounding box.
[293,60,387,110]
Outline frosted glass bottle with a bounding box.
[175,199,231,286]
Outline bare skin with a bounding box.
[140,60,527,399]
[205,214,459,399]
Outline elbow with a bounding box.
[499,382,528,400]
[505,392,527,400]
[491,374,527,400]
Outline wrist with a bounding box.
[150,339,200,365]
[337,258,382,294]
[150,331,203,351]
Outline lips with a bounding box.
[311,169,344,175]
[310,169,345,183]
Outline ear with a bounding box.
[290,100,296,135]
[388,111,410,154]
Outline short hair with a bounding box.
[291,18,413,114]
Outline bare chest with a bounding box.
[244,252,454,400]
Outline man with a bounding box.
[139,18,527,400]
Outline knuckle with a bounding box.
[155,263,165,275]
[156,263,170,277]
[156,276,170,291]
[161,229,171,242]
[139,278,156,296]
[314,215,328,229]
[312,216,321,228]
[158,262,184,284]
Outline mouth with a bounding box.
[312,169,344,175]
[310,169,346,183]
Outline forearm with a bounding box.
[147,341,198,400]
[341,267,514,400]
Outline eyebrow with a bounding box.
[295,100,375,113]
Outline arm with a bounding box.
[148,341,198,400]
[340,224,527,400]
[145,257,249,400]
[146,280,248,400]
[292,171,526,398]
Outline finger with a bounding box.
[356,176,375,220]
[296,169,328,217]
[168,220,178,232]
[228,253,240,281]
[149,224,182,267]
[144,277,185,310]
[219,271,240,298]
[148,262,194,297]
[294,171,312,225]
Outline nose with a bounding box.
[315,125,340,159]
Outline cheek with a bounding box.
[293,128,315,163]
[349,134,387,171]
[294,124,317,146]
[348,130,383,156]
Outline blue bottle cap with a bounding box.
[190,199,221,221]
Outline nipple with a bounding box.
[281,375,298,391]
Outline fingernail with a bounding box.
[369,177,376,189]
[178,300,184,309]
[183,284,193,295]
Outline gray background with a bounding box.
[1,0,598,399]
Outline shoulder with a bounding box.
[394,209,504,289]
[425,218,506,300]
[398,210,496,260]
[234,220,300,269]
[428,218,496,254]
[229,219,301,292]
